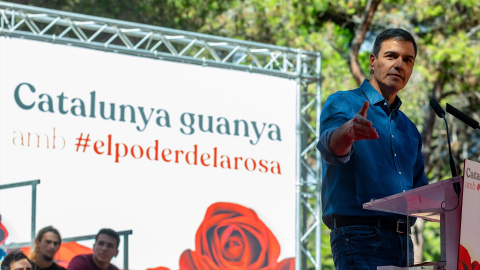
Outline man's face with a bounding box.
[36,232,60,261]
[370,39,416,95]
[93,234,118,266]
[10,258,32,270]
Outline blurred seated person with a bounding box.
[30,226,65,270]
[0,249,6,262]
[1,250,33,270]
[67,228,119,270]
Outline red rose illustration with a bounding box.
[0,221,8,245]
[459,244,480,270]
[178,202,295,270]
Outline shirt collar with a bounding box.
[360,79,402,112]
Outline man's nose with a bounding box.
[393,58,405,70]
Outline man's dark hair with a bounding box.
[372,28,417,57]
[95,228,120,249]
[1,250,32,270]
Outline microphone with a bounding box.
[446,103,479,129]
[430,99,445,117]
[430,99,460,195]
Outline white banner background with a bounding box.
[0,37,297,269]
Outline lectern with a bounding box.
[363,176,463,270]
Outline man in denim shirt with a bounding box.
[317,28,429,269]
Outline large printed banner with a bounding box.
[458,160,480,270]
[0,37,297,269]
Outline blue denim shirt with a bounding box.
[317,80,428,227]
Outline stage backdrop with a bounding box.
[0,37,297,269]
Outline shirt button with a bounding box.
[384,101,387,105]
[392,135,394,138]
[399,171,402,175]
[394,153,397,156]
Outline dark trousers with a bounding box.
[330,225,414,270]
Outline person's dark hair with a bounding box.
[372,28,417,58]
[1,250,32,270]
[95,228,120,249]
[30,226,62,261]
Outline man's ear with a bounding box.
[369,53,376,70]
[35,238,41,247]
[114,249,119,257]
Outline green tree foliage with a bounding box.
[11,0,232,32]
[422,221,441,262]
[320,223,334,270]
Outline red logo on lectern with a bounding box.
[459,244,480,270]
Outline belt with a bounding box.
[333,216,411,234]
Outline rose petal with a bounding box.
[459,244,473,270]
[275,258,295,270]
[180,250,222,270]
[220,227,243,260]
[239,223,280,269]
[217,225,250,269]
[180,250,200,270]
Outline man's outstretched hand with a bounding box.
[329,101,379,156]
[346,101,379,141]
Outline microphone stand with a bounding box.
[430,99,461,196]
[442,116,461,196]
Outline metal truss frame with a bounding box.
[0,180,40,245]
[0,2,323,269]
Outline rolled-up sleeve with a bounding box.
[316,92,355,165]
[317,127,354,164]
